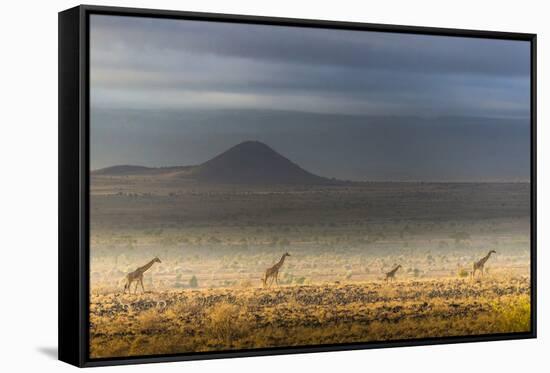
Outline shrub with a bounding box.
[136,309,163,331]
[239,279,253,288]
[278,238,290,247]
[491,295,531,333]
[449,231,471,243]
[457,268,470,278]
[205,303,248,342]
[189,275,199,288]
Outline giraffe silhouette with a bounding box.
[385,265,402,282]
[262,253,290,287]
[472,250,496,278]
[123,257,161,294]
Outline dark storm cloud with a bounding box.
[89,15,531,181]
[90,15,529,117]
[91,15,529,76]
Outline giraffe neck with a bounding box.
[480,252,493,265]
[138,260,156,274]
[275,255,286,269]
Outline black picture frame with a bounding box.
[59,4,537,367]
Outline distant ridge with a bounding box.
[92,165,192,176]
[92,140,339,185]
[91,165,152,175]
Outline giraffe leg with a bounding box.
[134,281,139,294]
[140,278,145,293]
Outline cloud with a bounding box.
[91,15,529,76]
[90,14,530,118]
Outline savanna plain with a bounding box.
[89,175,531,358]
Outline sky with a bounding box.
[90,14,531,182]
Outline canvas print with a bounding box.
[88,14,532,359]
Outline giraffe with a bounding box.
[472,250,496,278]
[385,264,402,282]
[123,257,161,294]
[262,252,290,287]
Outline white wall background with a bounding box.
[0,0,546,371]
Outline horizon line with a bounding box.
[90,164,530,184]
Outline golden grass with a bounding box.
[90,275,530,358]
[490,294,531,333]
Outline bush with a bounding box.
[205,303,249,342]
[189,275,199,288]
[239,279,253,288]
[449,231,471,243]
[457,268,470,278]
[279,238,290,247]
[491,295,531,333]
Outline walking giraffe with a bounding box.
[472,250,496,278]
[262,252,290,287]
[123,257,161,294]
[385,264,402,282]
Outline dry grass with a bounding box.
[490,294,531,333]
[90,274,530,358]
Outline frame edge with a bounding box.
[59,5,85,368]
